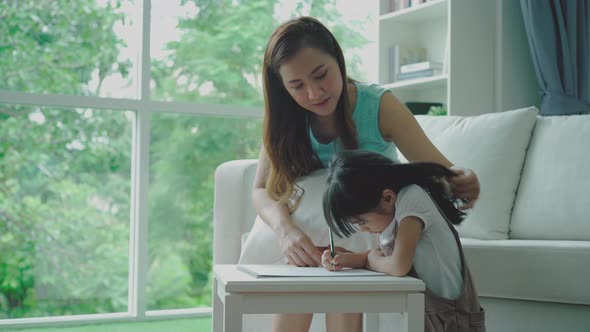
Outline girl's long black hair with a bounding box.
[323,150,466,238]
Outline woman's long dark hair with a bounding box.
[323,150,466,238]
[262,16,357,204]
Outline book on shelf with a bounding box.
[388,45,399,83]
[400,61,443,74]
[396,68,442,81]
[387,0,426,13]
[442,29,450,74]
[388,44,427,83]
[388,0,402,12]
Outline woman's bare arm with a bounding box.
[377,92,480,207]
[252,146,322,266]
[378,92,452,166]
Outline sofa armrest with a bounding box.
[213,159,258,264]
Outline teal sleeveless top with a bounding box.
[310,82,400,166]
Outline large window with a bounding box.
[0,104,133,318]
[0,0,377,327]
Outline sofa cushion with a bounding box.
[461,238,590,305]
[238,169,376,264]
[510,115,590,240]
[405,107,539,239]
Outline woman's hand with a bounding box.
[278,223,322,267]
[321,248,367,271]
[448,166,480,209]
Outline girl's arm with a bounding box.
[366,216,423,276]
[321,248,370,271]
[252,146,322,267]
[377,92,480,207]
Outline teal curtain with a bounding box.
[521,0,590,115]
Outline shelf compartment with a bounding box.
[380,0,448,24]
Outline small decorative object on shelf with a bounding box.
[426,104,448,116]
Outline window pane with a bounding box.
[150,0,378,105]
[0,104,133,319]
[147,112,261,310]
[0,1,139,98]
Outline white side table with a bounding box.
[213,265,425,332]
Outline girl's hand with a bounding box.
[278,224,322,267]
[321,249,339,271]
[366,247,385,271]
[321,249,366,271]
[448,166,480,209]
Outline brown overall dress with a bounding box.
[383,218,486,331]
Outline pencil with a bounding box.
[329,229,336,271]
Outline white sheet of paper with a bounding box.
[237,264,386,278]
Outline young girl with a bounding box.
[253,15,480,332]
[322,150,486,332]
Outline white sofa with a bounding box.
[213,107,590,332]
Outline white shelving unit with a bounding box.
[378,0,539,116]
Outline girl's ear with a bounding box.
[379,189,397,212]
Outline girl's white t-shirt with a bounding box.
[379,185,463,299]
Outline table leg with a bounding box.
[404,293,424,332]
[223,293,243,332]
[212,277,223,332]
[363,313,380,332]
